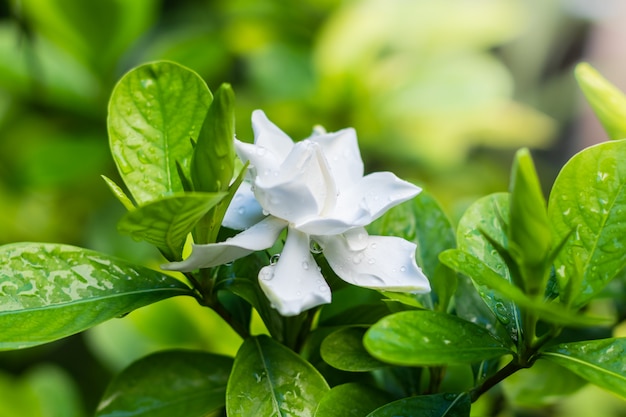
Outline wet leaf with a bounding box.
[363,310,512,366]
[455,193,521,341]
[320,327,387,372]
[117,192,226,261]
[108,61,212,205]
[508,148,551,294]
[0,243,192,350]
[548,139,626,307]
[366,392,471,417]
[575,63,626,140]
[541,338,626,398]
[96,350,233,417]
[440,249,610,327]
[315,383,392,417]
[191,83,235,193]
[226,335,329,417]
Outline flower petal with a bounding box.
[318,234,430,293]
[223,181,266,230]
[258,228,332,316]
[338,172,422,224]
[309,127,364,191]
[254,141,333,224]
[251,110,293,161]
[162,217,288,272]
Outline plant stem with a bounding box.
[469,360,523,402]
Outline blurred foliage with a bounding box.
[0,0,620,416]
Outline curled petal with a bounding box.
[309,128,364,191]
[223,181,265,230]
[250,110,293,161]
[254,141,335,224]
[162,217,287,272]
[318,234,431,293]
[338,172,422,224]
[235,140,284,180]
[258,228,332,316]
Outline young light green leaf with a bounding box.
[0,243,192,350]
[455,193,521,340]
[440,249,611,327]
[320,327,387,372]
[364,310,512,366]
[575,62,626,140]
[226,335,329,417]
[108,61,212,205]
[117,192,226,261]
[548,139,626,307]
[315,383,392,417]
[102,175,135,210]
[191,83,235,193]
[96,350,233,417]
[366,393,471,417]
[508,148,551,294]
[541,338,626,398]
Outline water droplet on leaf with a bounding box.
[270,254,281,265]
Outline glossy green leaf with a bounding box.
[0,243,192,350]
[508,148,551,293]
[226,335,329,417]
[575,63,626,140]
[321,327,387,372]
[364,310,512,366]
[102,175,135,211]
[315,383,392,417]
[541,338,626,398]
[108,61,212,205]
[117,192,226,261]
[455,193,521,340]
[191,83,235,193]
[366,393,471,417]
[96,350,233,417]
[440,249,610,327]
[548,139,626,307]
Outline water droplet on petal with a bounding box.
[237,207,246,215]
[260,269,274,281]
[262,209,270,216]
[302,261,310,270]
[270,254,281,265]
[400,266,407,273]
[367,258,376,265]
[352,252,364,264]
[256,147,267,156]
[310,240,323,254]
[370,243,377,250]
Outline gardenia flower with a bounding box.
[163,110,431,316]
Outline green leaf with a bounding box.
[575,63,626,140]
[117,192,226,261]
[366,393,471,417]
[191,83,235,193]
[108,61,212,205]
[102,175,135,211]
[541,338,626,398]
[455,193,521,340]
[363,310,512,366]
[440,249,610,327]
[0,243,192,350]
[315,383,392,417]
[508,148,551,293]
[502,358,587,407]
[548,139,626,307]
[321,327,387,372]
[226,335,329,417]
[96,350,233,417]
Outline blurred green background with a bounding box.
[1,0,625,416]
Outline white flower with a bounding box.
[163,110,431,316]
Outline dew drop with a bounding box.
[367,258,376,265]
[400,266,407,273]
[260,269,274,281]
[352,253,364,264]
[310,241,323,254]
[262,209,270,216]
[256,147,267,156]
[270,254,281,265]
[302,261,310,270]
[370,242,377,250]
[237,206,246,215]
